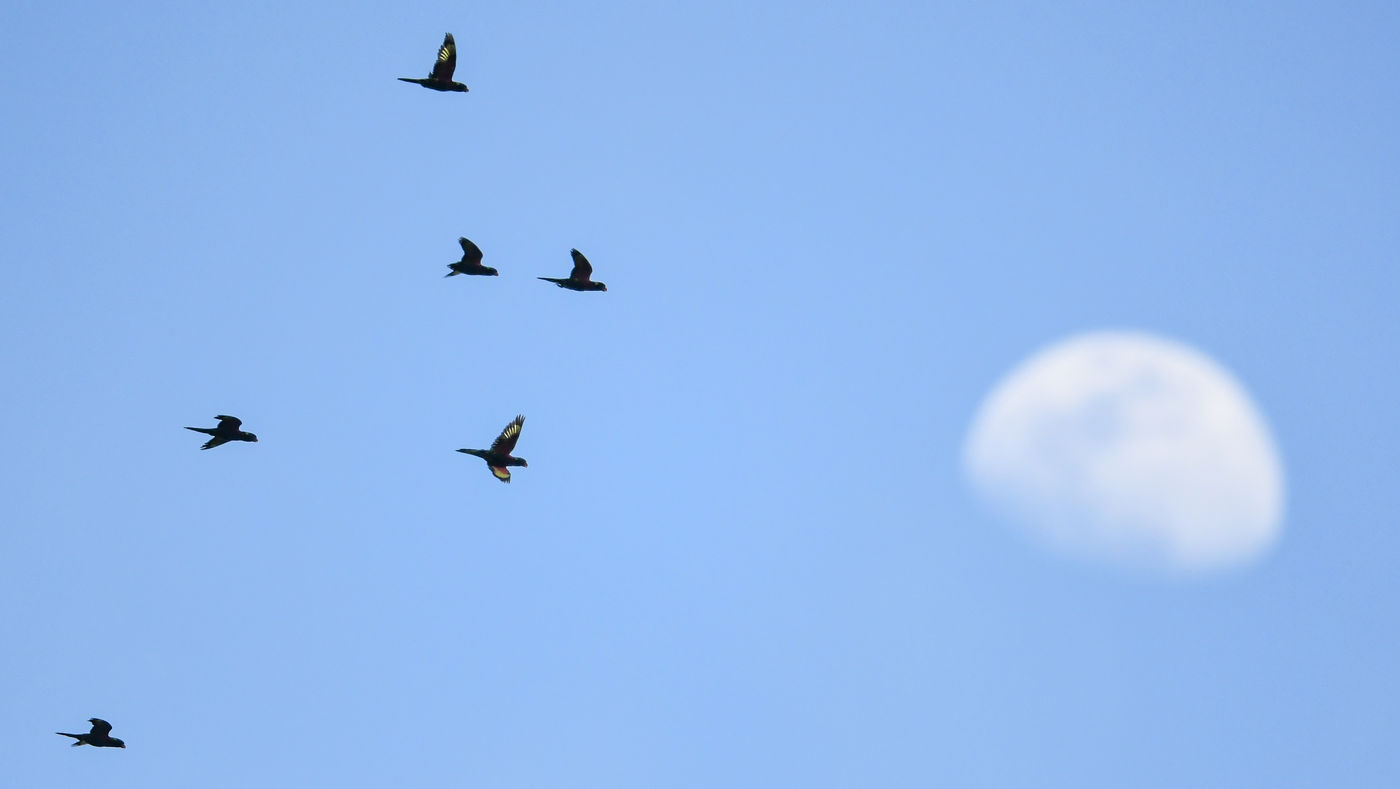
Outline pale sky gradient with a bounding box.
[2,2,1398,787]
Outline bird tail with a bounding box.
[185,427,215,435]
[538,277,565,285]
[444,270,459,277]
[456,448,487,459]
[57,733,84,746]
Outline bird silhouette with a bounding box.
[185,415,259,450]
[57,718,125,748]
[538,249,607,291]
[457,415,528,483]
[445,237,498,277]
[398,33,469,92]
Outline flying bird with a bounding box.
[185,415,259,450]
[538,249,607,292]
[57,718,126,748]
[398,33,469,93]
[445,237,498,277]
[457,415,528,483]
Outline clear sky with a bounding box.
[2,1,1397,786]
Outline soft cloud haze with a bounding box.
[964,331,1285,572]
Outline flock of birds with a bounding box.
[189,33,603,483]
[58,31,583,750]
[448,237,609,293]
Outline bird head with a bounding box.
[519,459,528,467]
[112,739,126,748]
[246,433,259,443]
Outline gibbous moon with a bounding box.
[962,332,1285,573]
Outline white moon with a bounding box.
[962,331,1285,573]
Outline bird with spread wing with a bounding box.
[398,33,470,93]
[538,248,607,292]
[57,718,126,748]
[445,237,498,277]
[185,415,259,450]
[457,415,528,483]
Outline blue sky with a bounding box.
[2,1,1397,786]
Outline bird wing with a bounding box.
[569,249,593,282]
[430,33,457,81]
[489,464,512,483]
[458,237,484,265]
[490,415,525,455]
[214,415,242,430]
[88,719,113,737]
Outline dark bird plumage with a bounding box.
[457,415,528,483]
[185,415,259,450]
[538,248,607,291]
[398,33,469,92]
[445,237,498,277]
[57,718,126,748]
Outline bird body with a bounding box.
[457,415,528,482]
[185,415,258,450]
[445,236,498,276]
[538,248,607,291]
[399,33,469,92]
[57,718,125,748]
